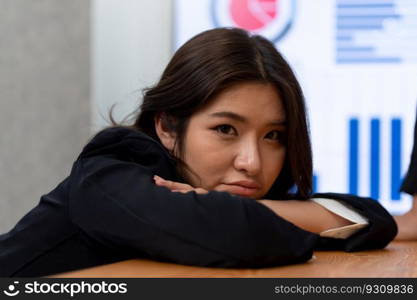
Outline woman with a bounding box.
[0,28,396,277]
[395,109,417,240]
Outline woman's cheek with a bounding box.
[264,148,286,188]
[201,147,231,189]
[183,136,227,188]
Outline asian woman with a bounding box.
[0,28,397,277]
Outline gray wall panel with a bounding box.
[0,0,91,232]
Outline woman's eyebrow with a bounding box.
[209,111,286,126]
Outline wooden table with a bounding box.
[53,241,417,278]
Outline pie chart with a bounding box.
[230,0,279,31]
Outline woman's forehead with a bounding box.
[201,82,286,121]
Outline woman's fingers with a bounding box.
[154,175,193,191]
[153,175,208,194]
[194,188,209,194]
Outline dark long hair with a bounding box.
[109,27,313,199]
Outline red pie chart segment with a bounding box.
[230,0,279,31]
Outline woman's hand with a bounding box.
[394,195,417,240]
[153,175,208,194]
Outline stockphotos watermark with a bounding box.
[2,280,128,297]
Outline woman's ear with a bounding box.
[154,113,177,152]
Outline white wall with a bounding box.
[91,0,173,131]
[0,0,174,233]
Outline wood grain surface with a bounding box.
[53,241,417,278]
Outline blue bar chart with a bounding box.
[347,117,403,202]
[336,0,416,64]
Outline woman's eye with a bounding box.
[266,130,285,142]
[214,124,236,135]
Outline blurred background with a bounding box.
[0,0,416,233]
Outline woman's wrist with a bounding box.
[256,199,352,234]
[412,194,417,210]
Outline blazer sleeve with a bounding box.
[68,155,318,268]
[312,192,397,251]
[400,107,417,195]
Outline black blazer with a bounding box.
[0,127,397,277]
[401,108,417,195]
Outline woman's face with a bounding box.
[181,82,286,199]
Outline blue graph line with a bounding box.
[337,47,375,52]
[337,19,384,27]
[337,57,402,64]
[313,174,318,194]
[337,24,382,30]
[337,4,395,9]
[391,118,402,200]
[371,119,380,200]
[336,35,353,41]
[337,14,401,19]
[349,118,359,195]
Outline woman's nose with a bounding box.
[233,140,261,176]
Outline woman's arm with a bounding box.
[156,179,397,251]
[394,195,417,240]
[154,176,353,234]
[256,199,353,234]
[395,108,417,240]
[259,196,396,251]
[69,156,318,268]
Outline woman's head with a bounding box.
[122,27,312,199]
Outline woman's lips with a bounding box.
[227,180,261,189]
[220,181,260,197]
